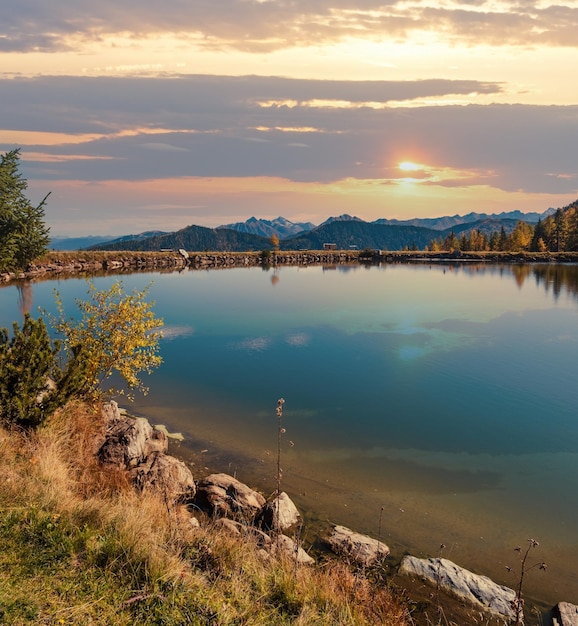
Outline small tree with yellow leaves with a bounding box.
[52,281,163,400]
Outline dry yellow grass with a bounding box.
[0,401,413,625]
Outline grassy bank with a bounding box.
[0,401,413,625]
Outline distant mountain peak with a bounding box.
[217,216,316,240]
[319,214,365,226]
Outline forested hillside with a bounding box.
[283,220,438,250]
[93,224,270,252]
[430,200,578,252]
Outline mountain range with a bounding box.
[50,231,168,251]
[371,209,553,231]
[63,208,556,253]
[216,216,315,239]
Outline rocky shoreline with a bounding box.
[0,251,188,283]
[2,249,578,284]
[104,401,577,626]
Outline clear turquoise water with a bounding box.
[2,262,577,606]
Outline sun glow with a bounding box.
[398,161,421,171]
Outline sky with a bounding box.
[1,1,578,236]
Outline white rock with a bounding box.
[400,555,517,620]
[554,602,578,626]
[325,525,389,567]
[258,492,301,531]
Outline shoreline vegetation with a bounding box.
[0,400,419,625]
[2,248,578,285]
[1,399,551,626]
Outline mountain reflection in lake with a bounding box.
[2,262,578,607]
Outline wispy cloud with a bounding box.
[2,1,577,52]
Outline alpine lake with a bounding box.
[2,260,578,610]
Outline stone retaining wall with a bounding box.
[188,251,360,268]
[0,251,361,283]
[0,253,188,283]
[2,249,577,284]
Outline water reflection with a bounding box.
[1,261,578,605]
[532,263,578,300]
[17,283,33,317]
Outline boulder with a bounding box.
[400,556,516,620]
[257,492,301,531]
[130,451,195,502]
[194,473,266,521]
[554,602,578,626]
[98,401,168,468]
[325,525,390,567]
[271,534,315,565]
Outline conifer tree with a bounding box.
[567,206,578,251]
[530,218,547,252]
[0,149,50,272]
[509,220,534,251]
[0,315,59,428]
[553,208,568,252]
[489,230,499,250]
[442,230,459,251]
[0,314,93,429]
[498,226,509,251]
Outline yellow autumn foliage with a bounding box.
[53,281,163,399]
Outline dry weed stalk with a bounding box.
[505,538,547,625]
[274,397,286,535]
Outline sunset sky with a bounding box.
[1,1,578,236]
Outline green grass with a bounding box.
[0,403,412,625]
[0,502,408,625]
[0,506,193,625]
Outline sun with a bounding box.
[398,161,421,172]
